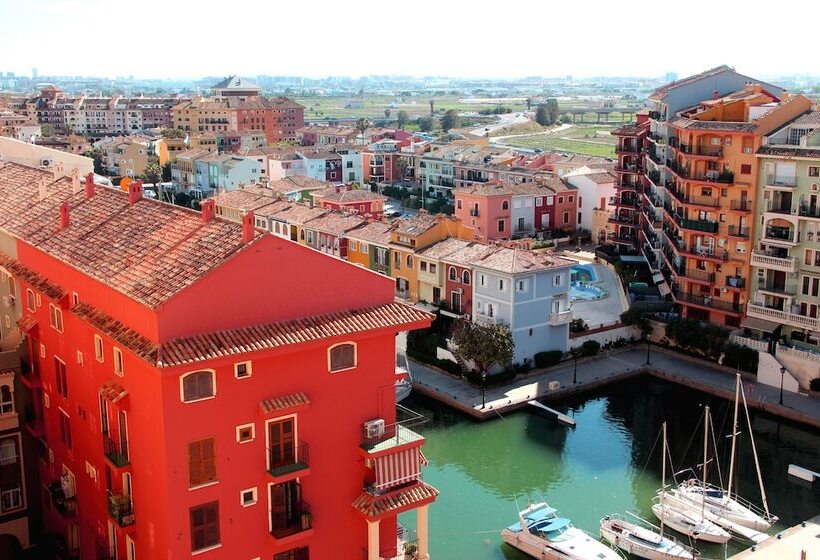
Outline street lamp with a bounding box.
[779,366,786,406]
[645,336,651,366]
[572,351,578,384]
[481,370,487,409]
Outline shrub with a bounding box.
[665,318,728,360]
[579,340,601,357]
[722,342,759,374]
[534,350,564,368]
[433,358,462,376]
[465,368,516,386]
[569,318,588,333]
[809,378,820,392]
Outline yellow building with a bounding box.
[172,97,229,133]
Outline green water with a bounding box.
[400,377,820,559]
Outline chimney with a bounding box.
[201,199,216,223]
[128,179,143,204]
[85,173,95,199]
[241,211,255,244]
[59,201,70,229]
[71,168,80,194]
[38,176,47,201]
[712,90,720,100]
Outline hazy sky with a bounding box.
[1,0,815,80]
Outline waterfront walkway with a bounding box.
[410,346,820,428]
[730,514,820,560]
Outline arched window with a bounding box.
[329,343,357,372]
[180,370,215,403]
[502,201,509,210]
[406,255,413,268]
[449,267,457,281]
[462,271,471,285]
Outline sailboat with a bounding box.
[652,407,731,544]
[601,424,698,560]
[673,375,777,533]
[396,347,412,403]
[502,502,622,560]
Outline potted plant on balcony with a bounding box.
[403,542,419,560]
[108,494,130,523]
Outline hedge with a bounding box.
[722,342,759,374]
[534,350,564,368]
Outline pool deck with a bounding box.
[410,346,820,428]
[729,514,820,560]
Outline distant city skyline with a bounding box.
[2,0,817,81]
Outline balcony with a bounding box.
[765,174,797,188]
[107,493,135,527]
[617,144,642,154]
[647,170,661,185]
[746,303,819,330]
[395,289,410,300]
[727,225,750,238]
[667,186,720,208]
[361,419,426,454]
[20,363,41,389]
[798,204,820,219]
[647,149,663,165]
[270,500,312,540]
[750,251,798,273]
[724,275,745,289]
[47,481,77,518]
[102,432,130,467]
[548,309,573,326]
[608,213,637,225]
[681,268,715,284]
[766,200,793,214]
[469,208,479,217]
[649,111,662,121]
[757,281,795,296]
[763,226,796,244]
[23,405,46,438]
[667,210,719,234]
[268,442,310,480]
[729,199,752,212]
[677,144,723,158]
[672,289,743,314]
[668,160,734,184]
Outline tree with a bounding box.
[418,116,435,132]
[141,156,161,185]
[355,118,370,139]
[536,99,561,126]
[396,157,409,182]
[560,114,573,124]
[41,124,55,137]
[452,320,514,375]
[83,148,105,175]
[429,99,435,115]
[384,109,391,120]
[535,104,549,126]
[545,98,560,124]
[160,128,186,139]
[441,109,461,132]
[161,161,173,182]
[526,97,533,111]
[396,110,409,129]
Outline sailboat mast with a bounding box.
[740,382,771,517]
[727,374,741,502]
[661,422,667,536]
[701,406,710,520]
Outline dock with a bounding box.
[527,400,576,426]
[788,464,819,483]
[729,514,820,560]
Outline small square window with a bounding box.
[240,487,257,507]
[236,423,255,443]
[234,361,252,379]
[740,164,751,175]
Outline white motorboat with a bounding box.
[502,502,622,560]
[396,347,412,403]
[651,494,731,544]
[600,514,697,560]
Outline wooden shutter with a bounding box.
[188,438,216,487]
[190,501,220,552]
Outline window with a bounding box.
[329,342,356,372]
[558,196,564,204]
[55,357,68,399]
[420,261,427,272]
[517,279,529,293]
[498,279,506,291]
[59,410,72,449]
[406,255,413,268]
[568,196,574,203]
[429,263,436,274]
[26,289,35,311]
[547,196,554,206]
[49,304,64,332]
[190,501,220,552]
[809,166,819,177]
[562,212,570,224]
[0,386,12,414]
[479,274,485,287]
[181,371,215,403]
[536,197,543,207]
[274,548,309,560]
[72,292,79,306]
[1,485,21,512]
[234,361,251,379]
[94,335,104,362]
[236,424,255,443]
[0,438,17,465]
[740,164,751,175]
[497,220,505,233]
[802,276,820,297]
[457,200,462,209]
[502,201,509,210]
[113,347,124,376]
[462,271,471,285]
[553,274,563,287]
[360,243,368,254]
[240,488,257,507]
[449,267,457,281]
[350,241,358,252]
[188,438,217,488]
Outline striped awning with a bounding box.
[375,448,422,491]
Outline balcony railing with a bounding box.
[798,204,820,219]
[750,251,798,272]
[667,210,719,234]
[672,289,743,313]
[766,200,793,214]
[725,275,745,289]
[107,493,135,527]
[678,144,723,157]
[395,289,410,300]
[757,281,795,296]
[469,208,479,217]
[727,225,750,238]
[268,442,310,478]
[102,431,130,467]
[647,149,663,165]
[730,199,752,212]
[360,408,427,452]
[668,160,734,183]
[746,303,819,330]
[617,144,642,154]
[548,309,573,326]
[47,481,77,518]
[765,173,797,188]
[270,500,312,539]
[647,170,661,185]
[764,227,795,242]
[681,268,715,283]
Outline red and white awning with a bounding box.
[375,448,422,491]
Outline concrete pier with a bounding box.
[729,514,820,560]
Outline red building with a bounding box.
[532,177,578,235]
[311,186,387,218]
[609,113,649,251]
[233,97,305,144]
[0,162,436,560]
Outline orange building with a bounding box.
[0,160,436,560]
[662,86,811,327]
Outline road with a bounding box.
[468,111,530,136]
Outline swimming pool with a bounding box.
[569,264,607,301]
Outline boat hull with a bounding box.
[600,518,695,560]
[676,483,774,532]
[651,503,731,544]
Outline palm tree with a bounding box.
[429,99,435,115]
[355,118,370,141]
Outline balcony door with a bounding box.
[268,418,295,470]
[270,481,301,534]
[451,292,462,314]
[118,411,128,461]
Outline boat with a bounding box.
[600,514,697,560]
[502,502,622,560]
[652,410,731,544]
[396,347,412,403]
[601,424,698,560]
[674,375,777,533]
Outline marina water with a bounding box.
[400,377,820,559]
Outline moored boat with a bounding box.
[600,514,697,560]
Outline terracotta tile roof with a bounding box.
[270,202,328,224]
[259,392,310,414]
[304,212,366,236]
[582,172,616,184]
[312,188,387,204]
[157,302,433,368]
[266,176,329,195]
[73,302,159,363]
[455,180,543,197]
[793,111,820,126]
[611,124,647,136]
[0,162,265,308]
[758,146,820,158]
[416,238,474,260]
[442,242,499,267]
[17,315,38,333]
[473,247,575,274]
[100,380,128,403]
[213,188,278,212]
[0,253,66,301]
[346,221,395,245]
[352,481,439,518]
[393,212,439,236]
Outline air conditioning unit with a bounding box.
[548,381,560,391]
[364,418,385,439]
[40,158,54,168]
[3,295,15,307]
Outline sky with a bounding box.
[1,0,816,80]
